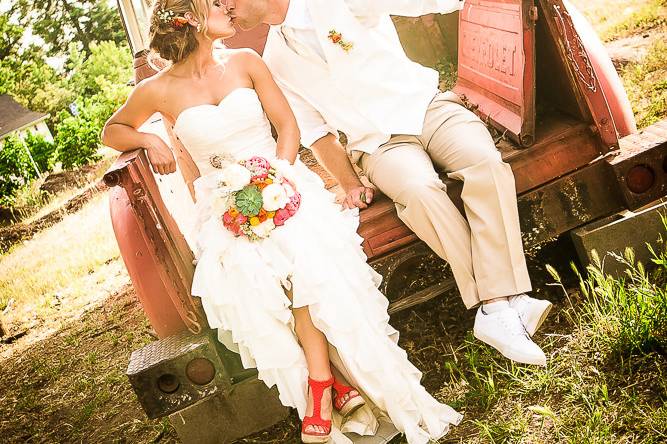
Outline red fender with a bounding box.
[565,0,637,136]
[110,186,190,338]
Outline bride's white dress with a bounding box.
[174,87,462,443]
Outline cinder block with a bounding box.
[169,377,290,444]
[126,330,233,419]
[571,200,667,277]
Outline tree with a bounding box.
[9,0,125,56]
[68,41,134,97]
[0,13,23,60]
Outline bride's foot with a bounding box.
[301,376,334,443]
[333,378,366,417]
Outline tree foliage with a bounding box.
[9,0,125,56]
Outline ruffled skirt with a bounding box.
[190,157,462,443]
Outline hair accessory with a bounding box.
[156,8,189,29]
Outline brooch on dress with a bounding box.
[209,153,235,169]
[328,29,353,52]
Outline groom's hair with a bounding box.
[148,0,214,64]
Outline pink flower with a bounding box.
[222,211,234,225]
[273,208,291,226]
[236,214,248,225]
[286,192,301,216]
[245,156,271,176]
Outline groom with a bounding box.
[226,0,552,366]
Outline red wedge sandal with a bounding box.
[333,378,366,417]
[301,376,335,443]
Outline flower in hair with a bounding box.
[156,9,188,28]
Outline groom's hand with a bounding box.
[343,185,374,210]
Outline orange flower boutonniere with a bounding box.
[328,29,353,52]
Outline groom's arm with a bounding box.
[347,0,464,17]
[276,80,374,209]
[311,134,374,209]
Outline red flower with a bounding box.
[273,208,291,226]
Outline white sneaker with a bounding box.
[473,306,547,366]
[509,294,553,337]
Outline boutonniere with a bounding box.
[328,29,353,52]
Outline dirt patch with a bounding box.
[0,181,107,254]
[606,30,667,68]
[0,286,177,444]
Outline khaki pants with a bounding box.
[359,92,531,308]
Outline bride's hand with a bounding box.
[144,134,176,175]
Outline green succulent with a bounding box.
[235,185,263,216]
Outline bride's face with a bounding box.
[205,1,236,39]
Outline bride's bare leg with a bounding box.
[287,285,332,435]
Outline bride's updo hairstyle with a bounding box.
[148,0,213,64]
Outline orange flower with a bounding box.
[229,207,239,217]
[249,217,260,226]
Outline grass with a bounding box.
[0,287,178,444]
[570,0,667,42]
[428,228,667,443]
[621,39,667,128]
[0,193,126,338]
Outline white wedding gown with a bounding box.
[174,87,462,443]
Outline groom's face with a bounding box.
[226,0,269,31]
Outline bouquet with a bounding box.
[211,156,301,241]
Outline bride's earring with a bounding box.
[196,23,202,32]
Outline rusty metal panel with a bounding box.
[538,0,619,151]
[105,150,207,336]
[454,0,537,146]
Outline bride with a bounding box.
[102,0,461,442]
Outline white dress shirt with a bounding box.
[267,0,464,156]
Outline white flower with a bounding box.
[251,219,275,238]
[222,163,252,191]
[261,183,289,211]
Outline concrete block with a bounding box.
[571,200,667,277]
[169,377,289,444]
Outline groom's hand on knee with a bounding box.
[343,186,374,210]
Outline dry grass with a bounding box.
[0,286,178,444]
[621,39,667,128]
[570,0,667,41]
[0,193,128,357]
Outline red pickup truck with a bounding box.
[107,1,666,442]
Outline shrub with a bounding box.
[54,111,103,170]
[0,135,39,205]
[24,132,58,173]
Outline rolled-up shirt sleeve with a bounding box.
[348,0,464,17]
[276,79,338,148]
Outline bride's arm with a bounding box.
[102,80,177,175]
[243,50,300,164]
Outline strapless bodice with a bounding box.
[173,88,276,176]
